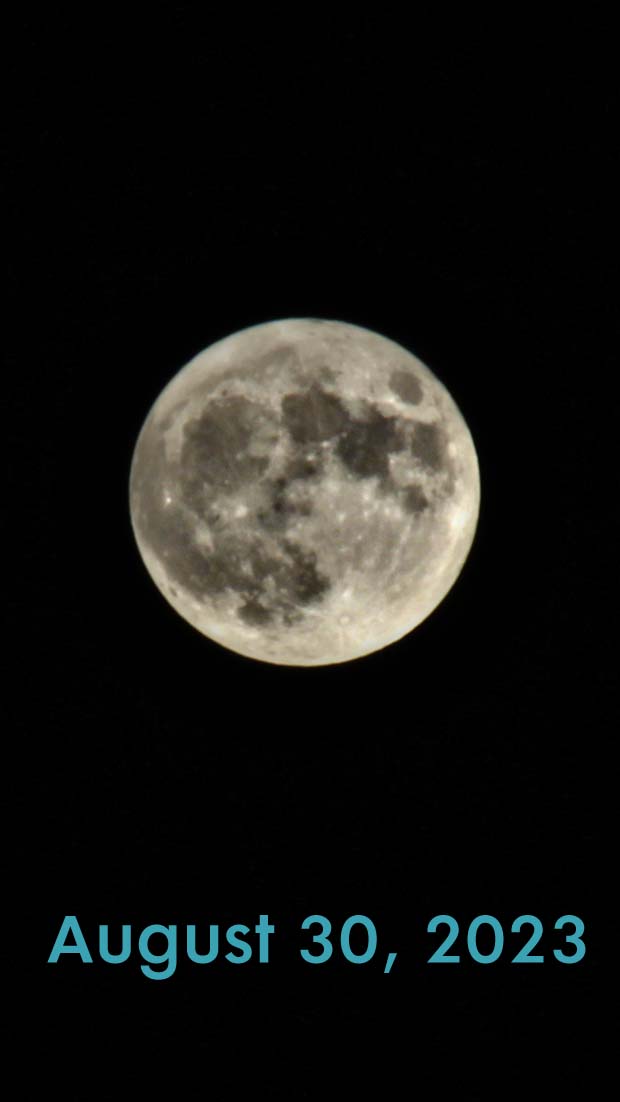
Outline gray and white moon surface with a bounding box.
[129,318,480,666]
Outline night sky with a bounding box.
[9,10,616,1098]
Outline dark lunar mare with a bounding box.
[389,368,424,405]
[280,382,455,510]
[131,378,456,631]
[131,394,332,626]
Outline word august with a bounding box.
[48,915,275,980]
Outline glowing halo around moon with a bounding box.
[129,318,480,666]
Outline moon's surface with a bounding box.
[129,319,480,666]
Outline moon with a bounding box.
[129,318,480,666]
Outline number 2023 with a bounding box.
[427,915,585,964]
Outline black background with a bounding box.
[10,10,616,1098]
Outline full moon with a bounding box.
[129,319,480,666]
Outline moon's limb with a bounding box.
[129,318,480,665]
